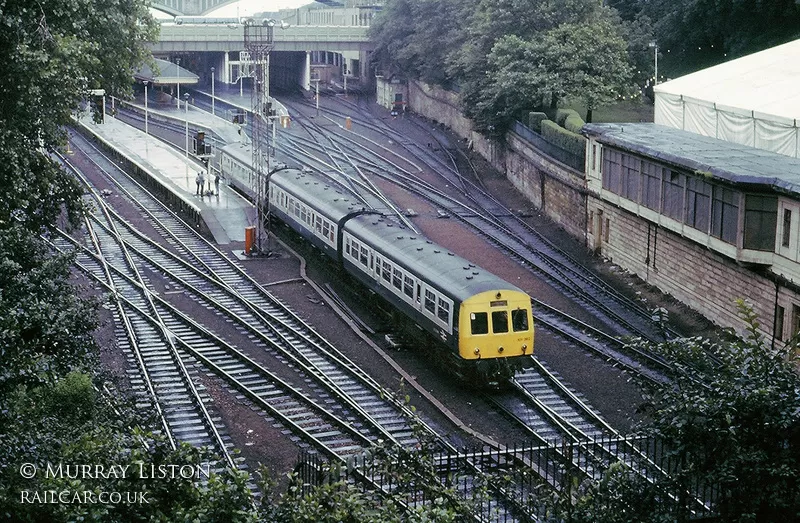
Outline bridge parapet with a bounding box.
[152,24,371,53]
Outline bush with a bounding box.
[528,111,547,132]
[541,119,587,159]
[555,108,581,127]
[564,113,586,133]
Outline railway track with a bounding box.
[299,97,674,343]
[86,102,561,523]
[48,203,236,472]
[63,135,427,453]
[95,95,708,519]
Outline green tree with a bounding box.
[641,0,800,76]
[574,302,800,521]
[369,0,466,86]
[449,0,601,132]
[481,16,633,129]
[0,0,157,234]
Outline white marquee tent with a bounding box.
[654,38,800,158]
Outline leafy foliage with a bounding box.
[371,0,634,134]
[639,0,800,77]
[584,301,800,521]
[0,225,99,396]
[0,0,157,233]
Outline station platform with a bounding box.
[77,111,254,245]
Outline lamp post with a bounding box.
[210,66,215,116]
[143,80,149,136]
[649,41,659,86]
[176,58,181,109]
[184,93,190,158]
[184,93,190,179]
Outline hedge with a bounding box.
[541,119,586,160]
[564,113,585,133]
[555,108,581,127]
[528,111,548,133]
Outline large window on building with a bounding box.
[711,186,739,245]
[602,149,622,194]
[621,154,640,202]
[743,195,778,251]
[640,161,662,211]
[782,209,792,248]
[686,177,712,233]
[662,170,685,221]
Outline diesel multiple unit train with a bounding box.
[220,144,535,385]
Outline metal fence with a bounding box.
[512,121,586,172]
[293,434,719,522]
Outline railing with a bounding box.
[293,434,719,522]
[512,121,586,172]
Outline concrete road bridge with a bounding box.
[150,22,372,93]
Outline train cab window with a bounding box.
[437,298,450,323]
[512,309,529,332]
[424,289,436,313]
[492,310,509,333]
[470,312,488,335]
[403,275,414,298]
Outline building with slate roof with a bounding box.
[581,122,800,345]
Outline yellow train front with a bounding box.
[340,214,535,388]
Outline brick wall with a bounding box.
[589,198,788,338]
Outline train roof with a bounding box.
[271,168,367,221]
[346,214,526,301]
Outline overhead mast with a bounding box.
[243,18,275,255]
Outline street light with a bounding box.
[184,93,190,158]
[143,80,149,136]
[176,57,181,109]
[184,93,190,179]
[649,41,659,86]
[210,66,215,116]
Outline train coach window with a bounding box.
[492,311,509,333]
[403,275,414,298]
[360,245,368,266]
[424,289,436,313]
[437,298,450,323]
[470,312,488,335]
[382,261,391,282]
[512,309,529,332]
[393,269,402,290]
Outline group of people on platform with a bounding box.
[195,171,220,197]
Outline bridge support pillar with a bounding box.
[303,50,311,91]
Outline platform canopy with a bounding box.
[133,58,199,86]
[654,38,800,159]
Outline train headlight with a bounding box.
[521,344,528,353]
[498,346,504,353]
[473,347,480,355]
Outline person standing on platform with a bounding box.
[195,172,202,195]
[198,172,205,197]
[214,173,220,194]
